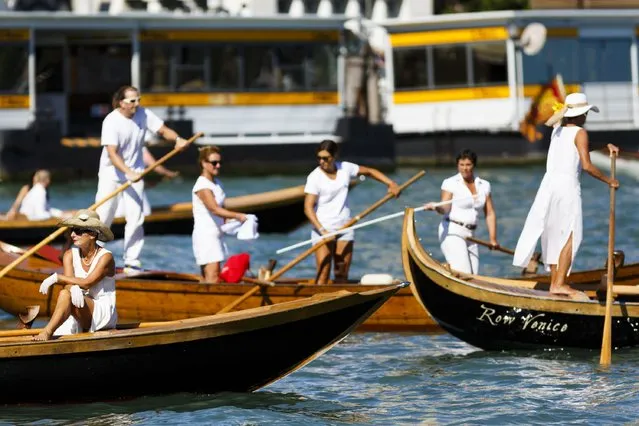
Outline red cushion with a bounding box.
[220,253,250,283]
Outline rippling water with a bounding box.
[1,165,639,424]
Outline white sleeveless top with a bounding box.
[71,246,117,331]
[546,126,582,181]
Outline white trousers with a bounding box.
[95,178,145,266]
[438,221,479,274]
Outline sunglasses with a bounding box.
[317,155,332,162]
[206,160,221,167]
[122,97,141,104]
[71,227,93,235]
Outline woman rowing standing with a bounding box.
[192,146,249,283]
[304,139,400,284]
[513,93,619,298]
[423,149,499,274]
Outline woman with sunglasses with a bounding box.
[304,139,400,284]
[192,146,247,283]
[34,209,117,341]
[94,85,189,274]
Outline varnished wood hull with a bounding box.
[0,285,401,404]
[0,256,437,332]
[402,208,639,351]
[0,183,315,244]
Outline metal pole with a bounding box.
[131,27,140,88]
[28,26,36,123]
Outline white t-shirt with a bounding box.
[192,176,226,235]
[98,107,164,181]
[19,183,62,220]
[441,173,491,226]
[304,161,360,228]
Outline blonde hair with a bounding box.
[33,169,50,184]
[198,146,221,170]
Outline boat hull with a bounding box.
[401,208,639,351]
[0,286,399,403]
[0,262,438,333]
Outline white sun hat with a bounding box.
[545,92,599,126]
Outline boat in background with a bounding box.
[591,150,639,180]
[0,240,436,332]
[401,207,639,351]
[0,181,336,244]
[0,284,401,404]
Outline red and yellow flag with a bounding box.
[519,74,566,143]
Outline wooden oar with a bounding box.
[0,132,203,281]
[216,170,427,314]
[466,236,545,268]
[600,152,617,366]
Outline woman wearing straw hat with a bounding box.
[34,209,117,341]
[513,92,620,299]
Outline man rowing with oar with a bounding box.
[95,85,189,274]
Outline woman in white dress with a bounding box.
[192,146,247,283]
[304,139,400,284]
[513,92,619,298]
[423,149,499,274]
[34,209,117,341]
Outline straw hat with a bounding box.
[545,92,599,127]
[58,209,114,242]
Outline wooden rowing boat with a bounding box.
[0,284,401,404]
[0,242,436,332]
[0,181,346,244]
[401,207,639,351]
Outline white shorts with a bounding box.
[193,232,228,265]
[311,227,354,245]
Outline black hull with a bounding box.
[0,289,391,404]
[407,255,639,351]
[401,208,639,352]
[0,202,306,245]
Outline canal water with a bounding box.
[1,164,638,424]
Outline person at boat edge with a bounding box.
[512,92,619,300]
[304,139,400,284]
[11,169,73,221]
[192,145,253,283]
[94,85,189,274]
[34,209,117,341]
[423,149,499,275]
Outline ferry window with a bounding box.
[0,44,28,93]
[523,38,578,84]
[277,46,307,91]
[71,45,130,94]
[579,39,631,82]
[209,46,240,89]
[36,46,64,93]
[471,43,507,85]
[308,44,338,90]
[432,45,468,87]
[141,44,171,92]
[244,46,282,90]
[174,46,208,91]
[393,48,428,89]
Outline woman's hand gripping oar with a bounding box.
[215,170,427,315]
[600,152,618,367]
[0,132,204,281]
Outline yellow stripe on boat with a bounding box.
[393,84,581,104]
[0,95,28,108]
[142,92,338,107]
[390,27,508,47]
